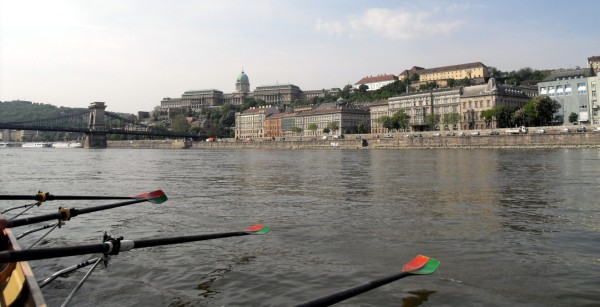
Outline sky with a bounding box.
[1,0,598,114]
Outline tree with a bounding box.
[171,114,190,133]
[425,114,441,130]
[291,126,303,135]
[481,109,495,128]
[357,121,370,134]
[512,109,526,126]
[568,112,578,124]
[519,96,561,126]
[307,123,318,135]
[326,121,339,134]
[442,113,461,130]
[392,110,411,131]
[378,115,394,131]
[379,110,411,132]
[358,84,369,93]
[323,127,330,134]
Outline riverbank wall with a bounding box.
[106,132,600,149]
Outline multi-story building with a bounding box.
[264,112,289,139]
[294,105,370,137]
[461,78,535,130]
[252,84,303,108]
[353,74,398,91]
[368,100,390,134]
[588,76,599,125]
[415,62,490,87]
[302,88,341,100]
[538,68,594,125]
[386,88,462,131]
[234,105,279,139]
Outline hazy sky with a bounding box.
[1,0,598,114]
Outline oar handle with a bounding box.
[295,271,411,307]
[0,243,109,262]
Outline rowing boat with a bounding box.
[0,228,46,307]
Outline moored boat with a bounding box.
[51,142,83,149]
[21,143,51,148]
[0,228,46,307]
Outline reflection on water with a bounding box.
[402,290,436,307]
[0,148,599,306]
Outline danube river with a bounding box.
[1,148,599,306]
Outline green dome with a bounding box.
[237,71,249,83]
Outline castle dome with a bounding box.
[237,71,249,83]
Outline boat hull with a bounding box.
[1,229,47,307]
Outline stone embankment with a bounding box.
[193,133,600,150]
[108,131,600,150]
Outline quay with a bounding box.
[107,129,600,150]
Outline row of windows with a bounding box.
[540,83,588,96]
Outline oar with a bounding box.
[0,190,161,202]
[0,224,270,263]
[0,190,167,230]
[294,255,440,307]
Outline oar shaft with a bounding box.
[295,272,411,307]
[0,230,254,263]
[0,195,134,201]
[75,198,147,215]
[132,231,248,249]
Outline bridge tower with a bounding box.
[84,101,108,148]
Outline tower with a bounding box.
[236,70,250,93]
[84,101,108,148]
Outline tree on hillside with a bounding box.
[171,114,190,133]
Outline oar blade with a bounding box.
[402,255,430,272]
[244,224,270,235]
[405,257,440,275]
[135,190,168,204]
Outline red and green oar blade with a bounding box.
[294,255,440,307]
[244,224,270,235]
[405,256,440,275]
[135,190,167,204]
[402,255,431,272]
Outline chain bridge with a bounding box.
[0,102,202,148]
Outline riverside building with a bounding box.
[538,68,595,125]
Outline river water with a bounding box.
[0,148,598,307]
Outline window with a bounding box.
[557,85,563,96]
[548,86,555,96]
[565,84,572,96]
[540,87,547,94]
[578,83,587,95]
